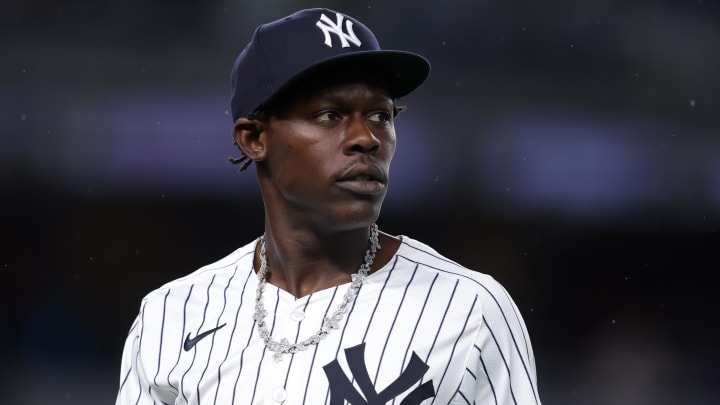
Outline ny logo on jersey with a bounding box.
[315,12,362,48]
[323,343,435,405]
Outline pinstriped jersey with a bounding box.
[116,236,541,404]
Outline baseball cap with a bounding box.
[230,8,431,121]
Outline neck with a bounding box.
[260,222,372,297]
[255,222,400,298]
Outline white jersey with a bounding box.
[116,236,540,405]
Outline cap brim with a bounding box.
[263,50,430,109]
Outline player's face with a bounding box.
[260,71,397,230]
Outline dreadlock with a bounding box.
[227,154,252,172]
[227,110,268,172]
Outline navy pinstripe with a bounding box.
[195,269,236,404]
[165,285,194,394]
[249,287,281,403]
[431,294,479,405]
[322,283,366,404]
[374,260,417,386]
[179,275,217,403]
[397,248,539,404]
[213,264,250,404]
[153,289,171,388]
[301,287,339,404]
[116,236,540,404]
[476,345,499,405]
[400,272,438,373]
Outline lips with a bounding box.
[345,174,377,181]
[336,164,387,195]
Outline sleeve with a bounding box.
[459,283,542,405]
[115,300,176,405]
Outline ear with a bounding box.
[232,117,267,162]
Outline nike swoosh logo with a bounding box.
[183,323,227,351]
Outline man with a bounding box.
[116,8,541,405]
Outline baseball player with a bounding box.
[116,8,541,405]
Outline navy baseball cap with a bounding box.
[230,8,431,121]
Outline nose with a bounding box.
[343,116,381,155]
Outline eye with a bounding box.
[315,111,342,121]
[367,110,392,123]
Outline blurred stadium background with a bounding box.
[1,0,719,404]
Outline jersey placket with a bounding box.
[259,290,313,404]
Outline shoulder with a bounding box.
[139,238,259,308]
[393,235,533,347]
[394,236,505,293]
[390,236,521,317]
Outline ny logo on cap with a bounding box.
[316,12,362,48]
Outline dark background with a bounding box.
[2,0,719,404]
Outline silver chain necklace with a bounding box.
[253,223,380,362]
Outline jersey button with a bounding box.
[290,307,305,321]
[272,387,288,403]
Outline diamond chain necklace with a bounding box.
[253,223,380,361]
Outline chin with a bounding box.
[329,205,382,230]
